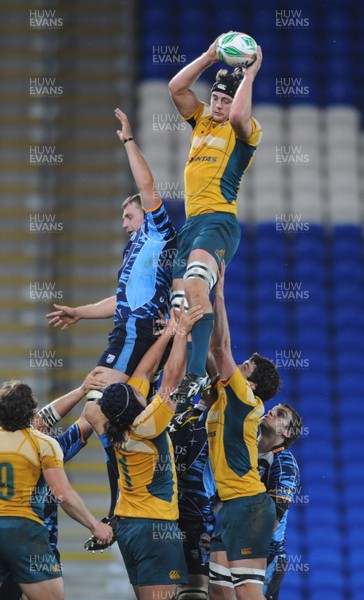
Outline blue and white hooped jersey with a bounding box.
[114,203,176,323]
[258,447,300,556]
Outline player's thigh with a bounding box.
[92,365,129,385]
[188,213,241,271]
[97,319,156,376]
[20,577,64,600]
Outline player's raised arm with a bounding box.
[34,369,107,432]
[168,37,220,118]
[115,108,161,211]
[229,45,263,140]
[210,262,237,380]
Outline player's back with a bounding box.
[0,427,63,524]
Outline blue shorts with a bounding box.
[115,518,188,586]
[97,317,159,376]
[0,518,62,584]
[210,493,275,561]
[173,213,241,280]
[178,518,214,577]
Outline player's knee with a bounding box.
[184,262,217,292]
[177,585,208,600]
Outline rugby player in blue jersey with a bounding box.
[47,108,176,388]
[258,404,302,600]
[46,109,177,519]
[168,376,218,600]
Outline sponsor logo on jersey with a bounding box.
[106,354,115,364]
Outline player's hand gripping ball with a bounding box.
[216,32,257,68]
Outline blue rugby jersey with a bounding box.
[114,203,176,322]
[44,421,87,551]
[168,403,216,525]
[258,447,300,556]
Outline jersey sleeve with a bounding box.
[55,421,86,464]
[129,376,150,400]
[38,433,64,471]
[224,367,261,407]
[268,451,300,503]
[185,101,210,128]
[143,203,176,241]
[242,116,263,147]
[131,394,174,440]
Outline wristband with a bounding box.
[38,403,61,428]
[123,137,133,144]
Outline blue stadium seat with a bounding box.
[346,525,364,549]
[301,461,336,484]
[254,301,289,326]
[309,589,344,600]
[336,397,364,419]
[296,376,335,404]
[294,303,329,328]
[341,483,364,505]
[334,328,364,353]
[331,283,363,309]
[300,440,335,463]
[325,77,356,105]
[325,10,354,34]
[305,527,341,550]
[306,547,342,570]
[253,75,278,104]
[340,440,364,463]
[339,417,364,440]
[345,506,364,528]
[331,258,363,283]
[332,223,362,243]
[341,462,364,485]
[350,572,364,600]
[294,326,329,351]
[293,259,327,284]
[334,351,363,375]
[306,505,340,528]
[333,306,364,330]
[348,549,364,572]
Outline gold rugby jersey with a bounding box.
[114,377,178,520]
[206,368,266,501]
[184,102,262,218]
[0,428,64,524]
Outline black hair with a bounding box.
[100,383,144,449]
[0,380,38,431]
[247,352,281,402]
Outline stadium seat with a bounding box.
[300,440,335,463]
[306,505,340,528]
[301,461,336,485]
[294,326,329,351]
